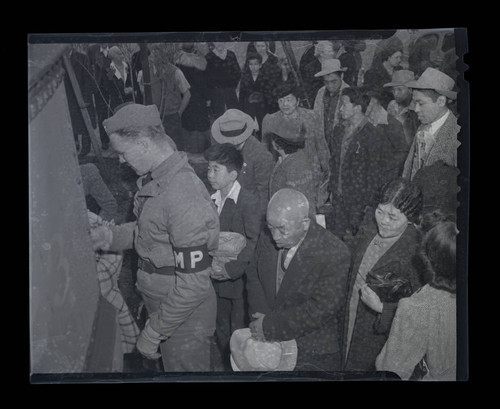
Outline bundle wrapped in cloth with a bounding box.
[230,328,298,371]
[87,211,140,353]
[209,232,247,280]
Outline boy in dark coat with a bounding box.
[204,143,262,370]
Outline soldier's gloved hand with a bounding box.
[136,318,166,360]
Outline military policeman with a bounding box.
[90,103,220,372]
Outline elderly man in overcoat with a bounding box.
[246,188,351,371]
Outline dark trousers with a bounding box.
[213,296,246,370]
[94,94,111,147]
[210,88,239,118]
[163,112,185,151]
[295,351,342,372]
[326,195,351,240]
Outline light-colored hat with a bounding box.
[211,109,256,145]
[265,116,306,144]
[314,58,346,77]
[230,328,297,371]
[405,67,457,100]
[103,103,162,134]
[383,69,415,88]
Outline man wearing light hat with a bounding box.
[267,117,317,215]
[384,69,420,147]
[212,109,274,225]
[401,67,460,180]
[313,58,350,153]
[90,103,220,372]
[240,188,351,371]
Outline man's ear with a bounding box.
[437,95,448,108]
[135,134,152,152]
[230,169,239,182]
[302,217,311,231]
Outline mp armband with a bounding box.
[172,244,211,273]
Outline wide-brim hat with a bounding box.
[230,328,297,371]
[405,67,457,100]
[383,69,416,88]
[264,115,306,144]
[211,109,256,145]
[314,58,347,77]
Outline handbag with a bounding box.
[365,261,413,303]
[409,357,429,380]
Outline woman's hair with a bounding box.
[377,178,423,223]
[418,208,456,234]
[182,42,195,52]
[246,52,263,65]
[378,45,403,63]
[274,82,300,101]
[341,87,372,114]
[203,143,244,174]
[253,41,270,50]
[420,220,457,293]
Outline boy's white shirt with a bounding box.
[211,180,241,215]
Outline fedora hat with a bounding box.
[230,328,297,371]
[211,109,256,145]
[314,58,347,77]
[405,67,457,100]
[265,116,306,144]
[383,69,415,88]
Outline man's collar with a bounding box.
[429,109,450,134]
[211,180,241,207]
[213,48,227,59]
[137,151,187,196]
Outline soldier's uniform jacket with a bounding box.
[109,151,220,337]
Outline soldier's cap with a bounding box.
[103,103,162,135]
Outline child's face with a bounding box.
[248,59,261,74]
[207,161,236,191]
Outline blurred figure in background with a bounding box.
[205,42,241,118]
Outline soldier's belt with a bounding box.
[138,258,175,276]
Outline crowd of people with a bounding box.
[78,38,461,380]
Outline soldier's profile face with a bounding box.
[109,133,151,176]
